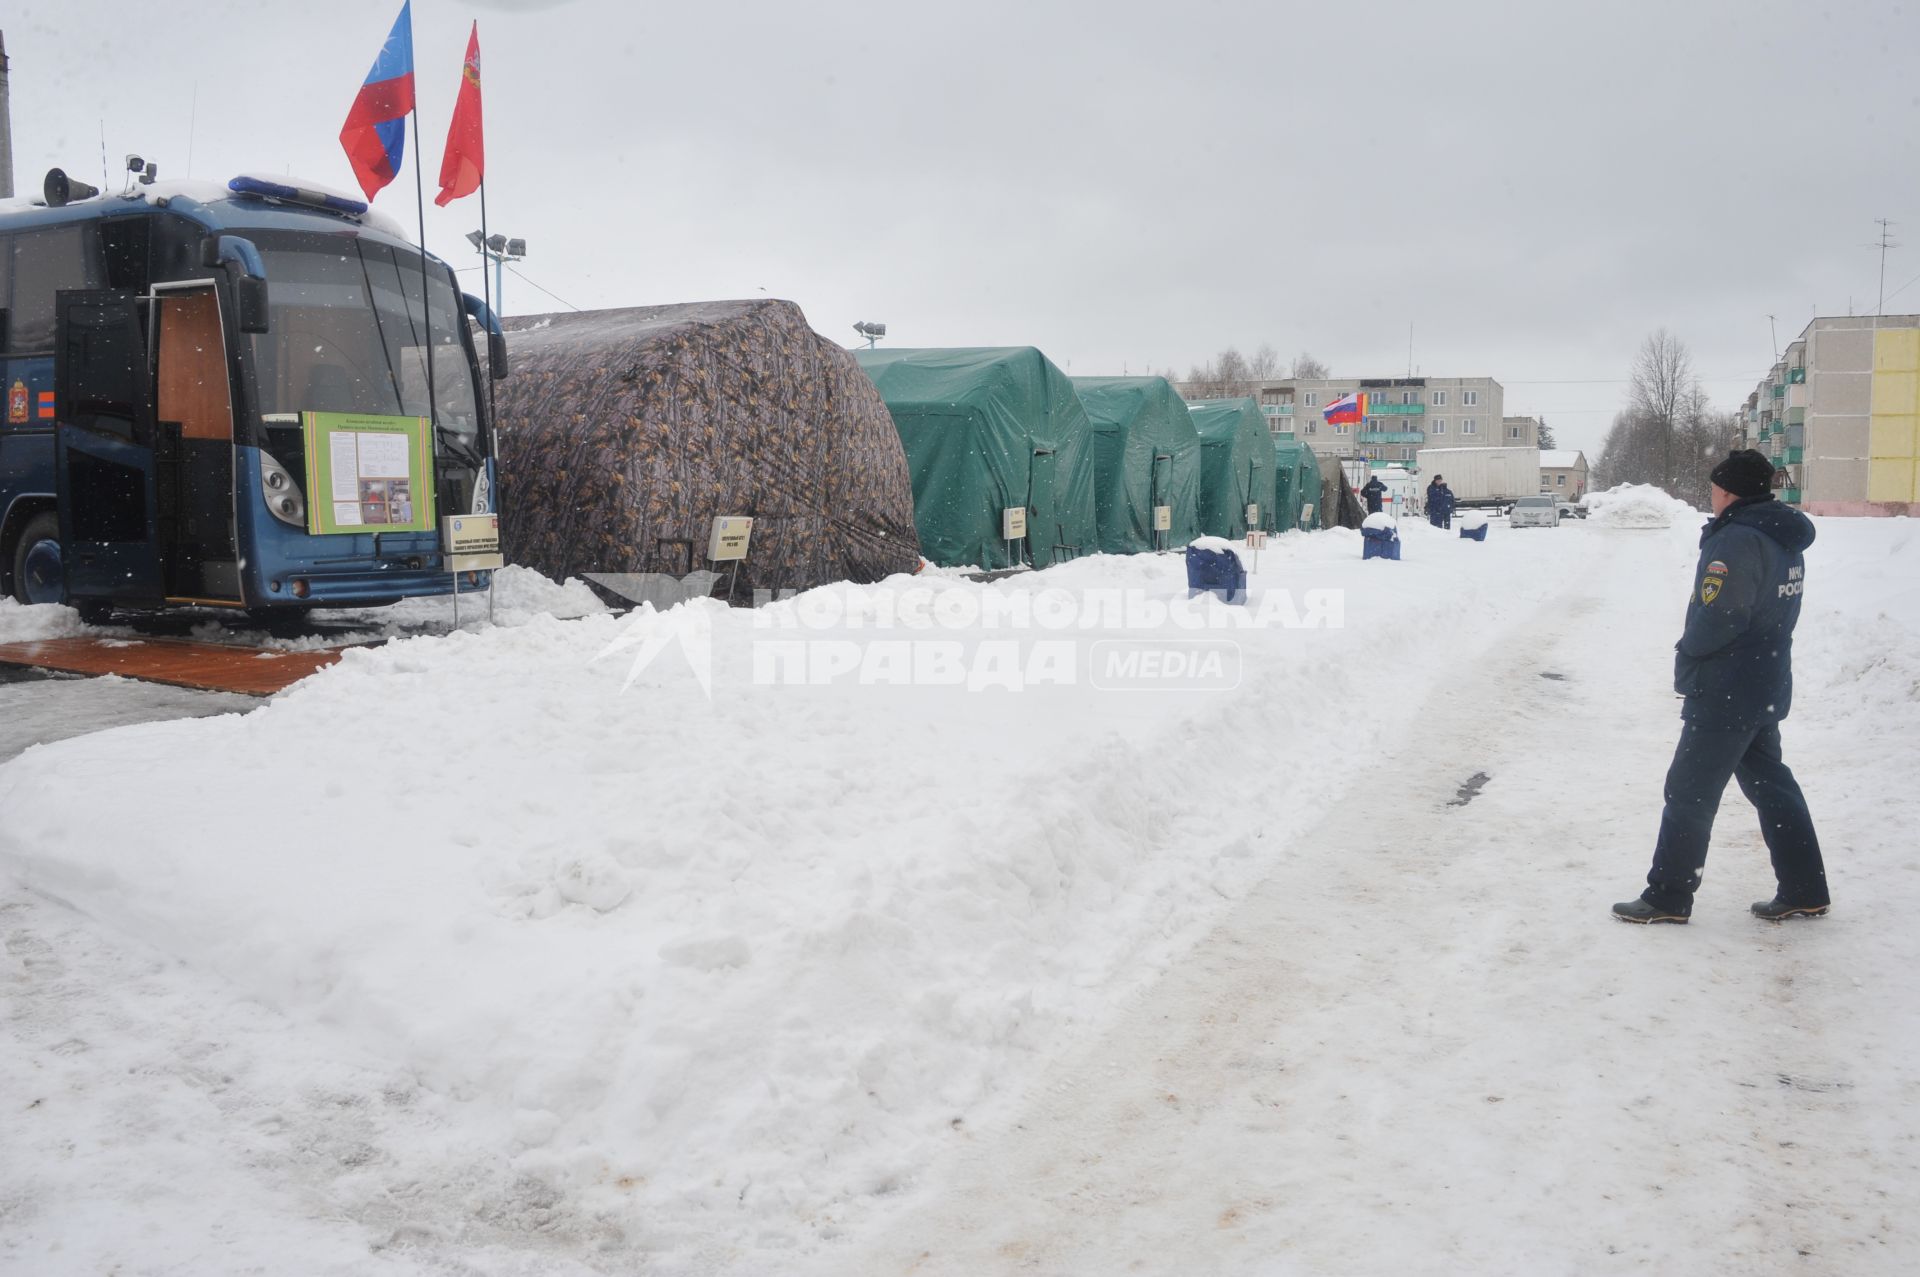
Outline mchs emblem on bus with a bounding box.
[7,380,26,425]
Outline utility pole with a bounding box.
[0,31,15,200]
[1767,314,1778,362]
[1874,219,1898,316]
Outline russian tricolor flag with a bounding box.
[339,2,416,201]
[1322,391,1368,425]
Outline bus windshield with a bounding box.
[246,231,483,462]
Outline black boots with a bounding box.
[1612,898,1690,924]
[1750,897,1829,921]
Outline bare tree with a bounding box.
[1592,409,1660,491]
[1291,351,1330,379]
[1249,344,1282,381]
[1592,384,1737,506]
[1629,329,1695,491]
[1184,347,1256,400]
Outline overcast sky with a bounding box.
[7,0,1920,455]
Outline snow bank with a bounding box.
[0,598,90,643]
[1585,482,1698,529]
[0,525,1614,1269]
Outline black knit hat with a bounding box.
[1709,449,1774,499]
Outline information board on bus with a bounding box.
[302,412,436,536]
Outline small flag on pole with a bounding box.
[1322,391,1367,425]
[434,23,484,207]
[339,1,417,201]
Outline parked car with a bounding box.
[1509,495,1559,529]
[1556,501,1585,520]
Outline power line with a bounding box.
[1881,266,1920,309]
[502,263,582,313]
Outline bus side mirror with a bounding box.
[235,276,270,335]
[200,235,270,334]
[462,292,508,380]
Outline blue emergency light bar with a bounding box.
[227,176,369,217]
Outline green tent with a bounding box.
[1070,376,1203,553]
[856,347,1099,569]
[1185,398,1274,537]
[1271,437,1322,532]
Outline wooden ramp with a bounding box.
[0,637,347,697]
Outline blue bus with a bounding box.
[0,169,505,620]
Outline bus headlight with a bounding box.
[259,451,307,528]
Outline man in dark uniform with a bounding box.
[1360,474,1388,515]
[1426,476,1455,528]
[1612,450,1827,924]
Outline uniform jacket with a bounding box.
[1361,477,1387,512]
[1674,494,1816,728]
[1426,483,1455,516]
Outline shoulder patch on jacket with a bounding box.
[1700,557,1729,604]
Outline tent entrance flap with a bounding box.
[1029,448,1057,566]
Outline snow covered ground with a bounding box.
[2,510,1916,1275]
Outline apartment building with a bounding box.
[1737,314,1920,515]
[1182,375,1512,469]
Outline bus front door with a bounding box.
[53,290,165,608]
[151,287,241,605]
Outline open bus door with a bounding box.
[149,285,241,605]
[53,286,244,612]
[53,289,165,609]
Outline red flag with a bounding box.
[434,23,484,207]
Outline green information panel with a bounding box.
[301,412,436,536]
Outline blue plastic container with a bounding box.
[1361,526,1402,561]
[1459,524,1488,542]
[1185,544,1248,602]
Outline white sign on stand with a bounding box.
[1245,529,1268,572]
[1153,505,1171,531]
[708,516,754,561]
[1002,506,1028,570]
[442,513,503,572]
[442,513,503,629]
[1245,503,1260,527]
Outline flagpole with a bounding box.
[410,103,440,506]
[479,176,498,432]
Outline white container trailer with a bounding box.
[1416,446,1540,509]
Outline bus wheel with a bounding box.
[10,513,67,607]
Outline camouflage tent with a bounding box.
[855,347,1098,570]
[494,302,921,597]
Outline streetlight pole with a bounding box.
[466,230,526,314]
